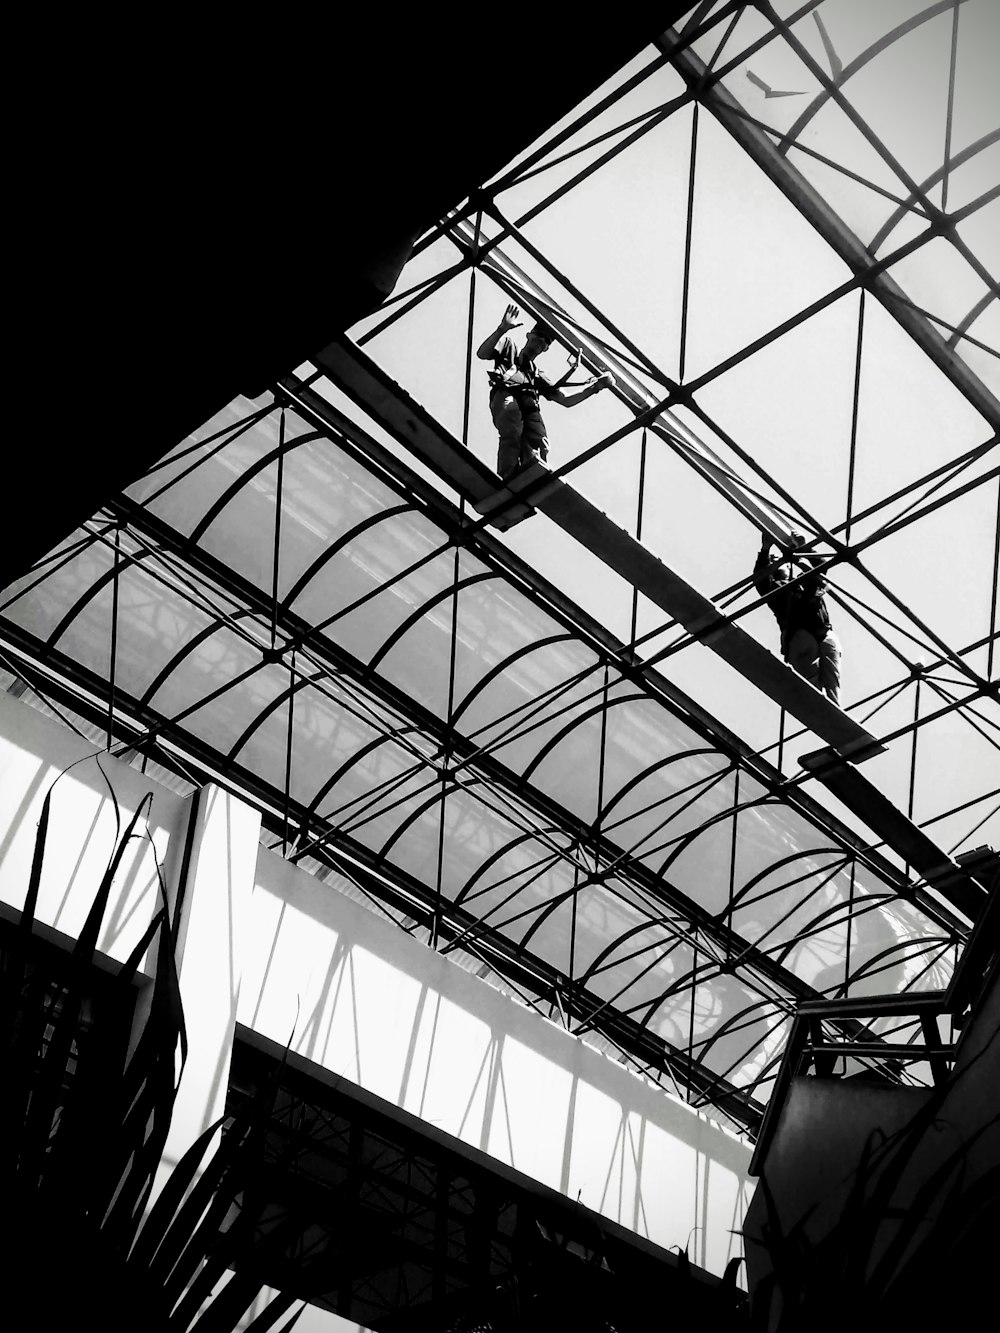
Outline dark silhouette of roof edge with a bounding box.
[11,9,680,585]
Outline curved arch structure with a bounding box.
[1,2,995,1138]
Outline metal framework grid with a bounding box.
[1,2,997,1141]
[228,1032,743,1329]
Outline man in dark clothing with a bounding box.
[753,535,842,704]
[476,303,615,479]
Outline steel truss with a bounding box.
[1,3,997,1138]
[0,389,972,1135]
[228,1032,746,1329]
[321,0,997,828]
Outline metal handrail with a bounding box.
[749,994,955,1177]
[750,854,998,1175]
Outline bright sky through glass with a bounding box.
[0,0,996,1138]
[341,0,999,863]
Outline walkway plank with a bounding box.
[314,338,884,761]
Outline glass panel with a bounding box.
[493,59,690,243]
[3,2,992,1122]
[683,109,853,381]
[2,528,116,657]
[308,526,455,674]
[450,581,582,724]
[128,397,282,529]
[585,917,700,1014]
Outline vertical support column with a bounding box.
[630,429,648,648]
[988,473,999,681]
[155,782,262,1186]
[844,289,865,547]
[678,100,699,384]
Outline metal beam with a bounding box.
[799,747,989,921]
[61,498,844,1002]
[283,373,951,914]
[314,337,884,762]
[231,1029,742,1330]
[657,27,1000,433]
[0,612,767,1128]
[449,214,805,543]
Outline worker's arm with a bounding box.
[797,553,828,595]
[787,533,829,593]
[547,370,616,406]
[753,539,775,597]
[476,303,522,360]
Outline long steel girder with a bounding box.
[416,209,996,698]
[431,219,994,698]
[280,370,987,926]
[229,1031,744,1331]
[283,378,997,837]
[800,747,992,920]
[0,609,770,1131]
[656,21,1000,433]
[0,442,963,1129]
[284,382,998,945]
[309,338,885,761]
[445,212,804,543]
[287,367,997,765]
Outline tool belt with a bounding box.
[489,380,540,409]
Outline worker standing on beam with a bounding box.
[754,535,843,705]
[476,303,615,479]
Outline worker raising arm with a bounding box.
[477,303,614,479]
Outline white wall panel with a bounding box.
[0,694,753,1278]
[245,844,752,1271]
[0,694,188,969]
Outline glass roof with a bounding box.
[1,0,996,1140]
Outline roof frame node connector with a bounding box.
[657,16,1000,432]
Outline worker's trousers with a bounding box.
[786,629,842,705]
[491,389,549,479]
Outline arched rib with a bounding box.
[449,633,577,728]
[577,913,687,990]
[364,572,497,678]
[140,609,256,708]
[187,430,323,544]
[453,825,573,909]
[653,787,752,880]
[376,775,485,864]
[226,670,315,761]
[777,1,966,160]
[867,129,1000,255]
[947,288,996,350]
[46,549,148,649]
[520,692,647,785]
[593,748,727,832]
[280,503,413,611]
[726,845,851,915]
[304,726,425,822]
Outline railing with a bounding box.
[750,862,999,1177]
